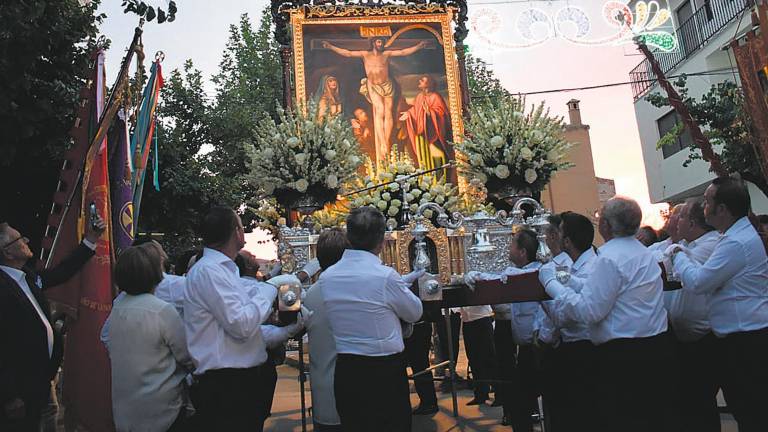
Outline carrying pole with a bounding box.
[443,307,459,417]
[298,337,308,432]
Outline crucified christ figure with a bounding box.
[322,37,428,164]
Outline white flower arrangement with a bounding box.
[247,103,363,207]
[457,97,573,196]
[349,149,459,228]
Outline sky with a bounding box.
[98,0,669,258]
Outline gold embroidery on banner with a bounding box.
[80,297,112,312]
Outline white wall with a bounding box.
[632,0,755,205]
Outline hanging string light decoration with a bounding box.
[469,0,677,52]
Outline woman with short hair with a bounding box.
[102,244,194,432]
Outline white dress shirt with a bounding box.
[544,236,668,345]
[101,293,193,432]
[460,305,494,323]
[1,265,54,357]
[155,273,186,317]
[510,262,544,345]
[552,251,574,267]
[674,217,768,336]
[663,230,718,341]
[303,280,341,426]
[183,248,277,374]
[321,249,423,356]
[540,248,598,343]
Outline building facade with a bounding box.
[629,0,768,210]
[541,99,605,242]
[596,177,617,206]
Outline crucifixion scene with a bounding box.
[302,22,456,175]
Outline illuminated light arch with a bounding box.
[469,0,677,52]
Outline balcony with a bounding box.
[629,0,750,101]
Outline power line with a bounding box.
[189,68,738,103]
[471,68,738,98]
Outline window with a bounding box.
[657,111,693,159]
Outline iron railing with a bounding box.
[630,0,750,101]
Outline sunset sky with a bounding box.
[99,0,670,259]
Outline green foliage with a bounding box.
[138,10,283,257]
[0,0,103,248]
[209,10,283,226]
[122,1,177,24]
[0,0,103,164]
[465,54,510,103]
[646,77,764,190]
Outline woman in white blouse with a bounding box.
[102,244,194,432]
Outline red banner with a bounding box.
[60,50,115,432]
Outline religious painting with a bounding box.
[291,7,464,176]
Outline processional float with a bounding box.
[266,0,563,426]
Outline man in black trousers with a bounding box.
[671,178,768,431]
[322,207,424,431]
[404,309,440,415]
[0,218,105,432]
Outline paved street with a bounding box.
[266,354,740,432]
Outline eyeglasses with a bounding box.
[2,236,28,249]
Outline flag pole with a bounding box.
[44,25,144,267]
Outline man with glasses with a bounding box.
[0,217,105,432]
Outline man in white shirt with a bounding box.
[663,197,720,432]
[538,196,678,432]
[183,206,280,432]
[321,206,423,431]
[539,211,599,432]
[235,249,304,428]
[671,177,768,431]
[458,304,496,406]
[648,203,685,259]
[465,228,543,430]
[0,218,104,432]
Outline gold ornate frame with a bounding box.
[290,7,465,139]
[395,219,452,285]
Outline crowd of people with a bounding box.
[3,176,768,432]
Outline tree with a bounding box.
[0,0,103,249]
[136,61,222,256]
[465,54,510,102]
[122,1,177,24]
[137,9,283,256]
[646,76,768,196]
[208,10,283,227]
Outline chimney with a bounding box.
[567,99,582,126]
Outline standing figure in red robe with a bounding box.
[399,74,453,176]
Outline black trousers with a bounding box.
[719,327,768,432]
[674,333,720,432]
[549,340,598,432]
[595,332,679,432]
[190,365,273,432]
[510,345,539,432]
[462,316,497,399]
[435,311,461,367]
[334,352,411,432]
[404,322,437,407]
[493,318,516,416]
